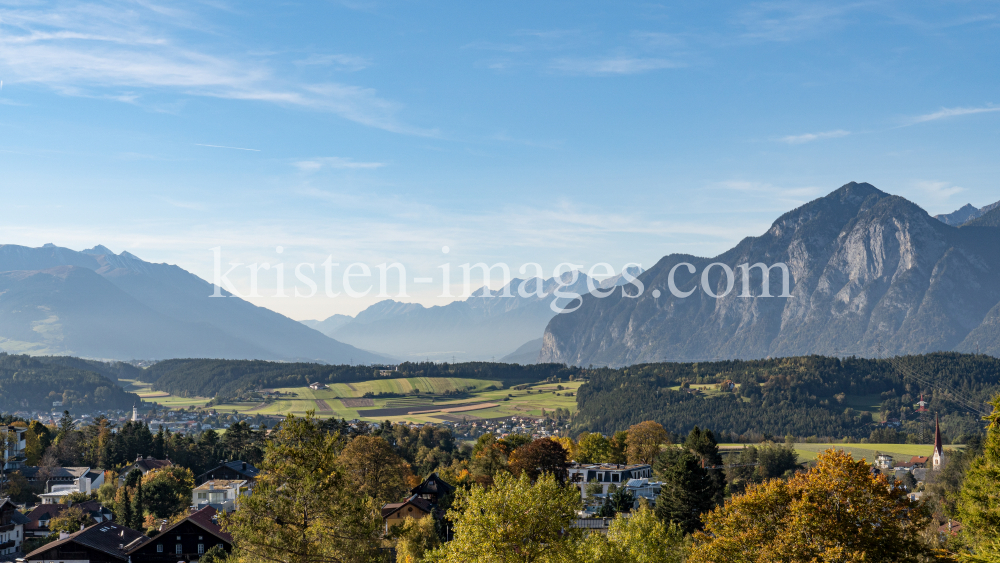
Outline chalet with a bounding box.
[118,455,173,483]
[1,498,28,558]
[380,473,454,533]
[23,501,114,538]
[195,461,259,485]
[126,506,232,562]
[308,382,328,390]
[410,473,454,504]
[192,480,247,513]
[22,522,149,563]
[381,496,435,533]
[567,463,653,497]
[909,455,930,469]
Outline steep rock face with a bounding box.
[541,183,1000,366]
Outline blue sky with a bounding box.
[1,0,999,319]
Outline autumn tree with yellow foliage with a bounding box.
[689,448,933,562]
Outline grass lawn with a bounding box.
[721,442,963,464]
[140,377,585,423]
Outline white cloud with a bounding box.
[914,180,965,200]
[552,57,682,75]
[908,106,1000,124]
[0,1,431,135]
[293,157,386,172]
[294,54,370,72]
[779,129,850,144]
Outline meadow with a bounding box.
[721,442,962,464]
[124,377,584,423]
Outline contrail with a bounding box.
[194,143,261,152]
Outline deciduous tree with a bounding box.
[222,412,386,563]
[142,466,195,519]
[577,433,612,464]
[508,438,569,482]
[339,435,411,505]
[689,449,932,562]
[577,503,686,563]
[431,472,581,563]
[626,421,669,465]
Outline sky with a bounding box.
[1,0,999,320]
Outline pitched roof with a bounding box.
[198,461,260,480]
[25,522,149,560]
[132,457,173,472]
[195,479,246,491]
[381,495,434,519]
[410,473,455,497]
[128,506,231,555]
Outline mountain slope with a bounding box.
[0,245,387,363]
[316,268,642,362]
[935,200,1000,225]
[540,182,1000,366]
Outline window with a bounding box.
[157,544,163,553]
[176,543,183,554]
[198,544,205,554]
[198,493,207,499]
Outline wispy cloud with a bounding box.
[779,129,850,144]
[914,180,965,201]
[907,105,1000,125]
[293,157,386,172]
[195,143,260,151]
[552,57,682,75]
[293,53,370,72]
[736,2,863,42]
[0,1,430,135]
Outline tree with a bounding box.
[392,515,440,563]
[498,434,532,454]
[130,477,146,530]
[689,449,932,562]
[431,472,581,563]
[577,503,686,563]
[626,421,669,465]
[339,435,411,505]
[142,466,195,519]
[608,487,635,514]
[577,433,613,464]
[957,393,1000,560]
[222,412,386,563]
[199,544,228,563]
[507,438,569,482]
[24,421,52,465]
[57,410,75,437]
[653,448,719,534]
[48,505,94,534]
[608,431,628,464]
[470,433,508,484]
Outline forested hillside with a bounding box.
[0,353,141,411]
[573,353,1000,440]
[144,358,580,399]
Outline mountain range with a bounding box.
[0,244,387,364]
[540,182,1000,366]
[934,200,1000,226]
[300,268,642,362]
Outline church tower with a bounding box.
[932,413,945,470]
[132,404,138,422]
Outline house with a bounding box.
[38,468,105,504]
[1,498,28,558]
[567,463,654,497]
[875,453,894,470]
[380,474,453,533]
[22,522,149,563]
[126,506,232,562]
[381,496,435,533]
[195,461,259,485]
[192,480,247,513]
[118,455,173,483]
[409,473,455,505]
[0,426,27,471]
[909,455,930,469]
[623,478,664,507]
[23,501,114,538]
[308,382,327,390]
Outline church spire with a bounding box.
[932,413,945,470]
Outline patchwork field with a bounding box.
[129,377,584,423]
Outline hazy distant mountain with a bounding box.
[541,182,1000,366]
[305,267,643,362]
[964,206,1000,228]
[0,244,387,364]
[935,200,1000,226]
[300,314,354,334]
[500,338,544,364]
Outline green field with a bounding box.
[721,442,962,464]
[128,377,584,423]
